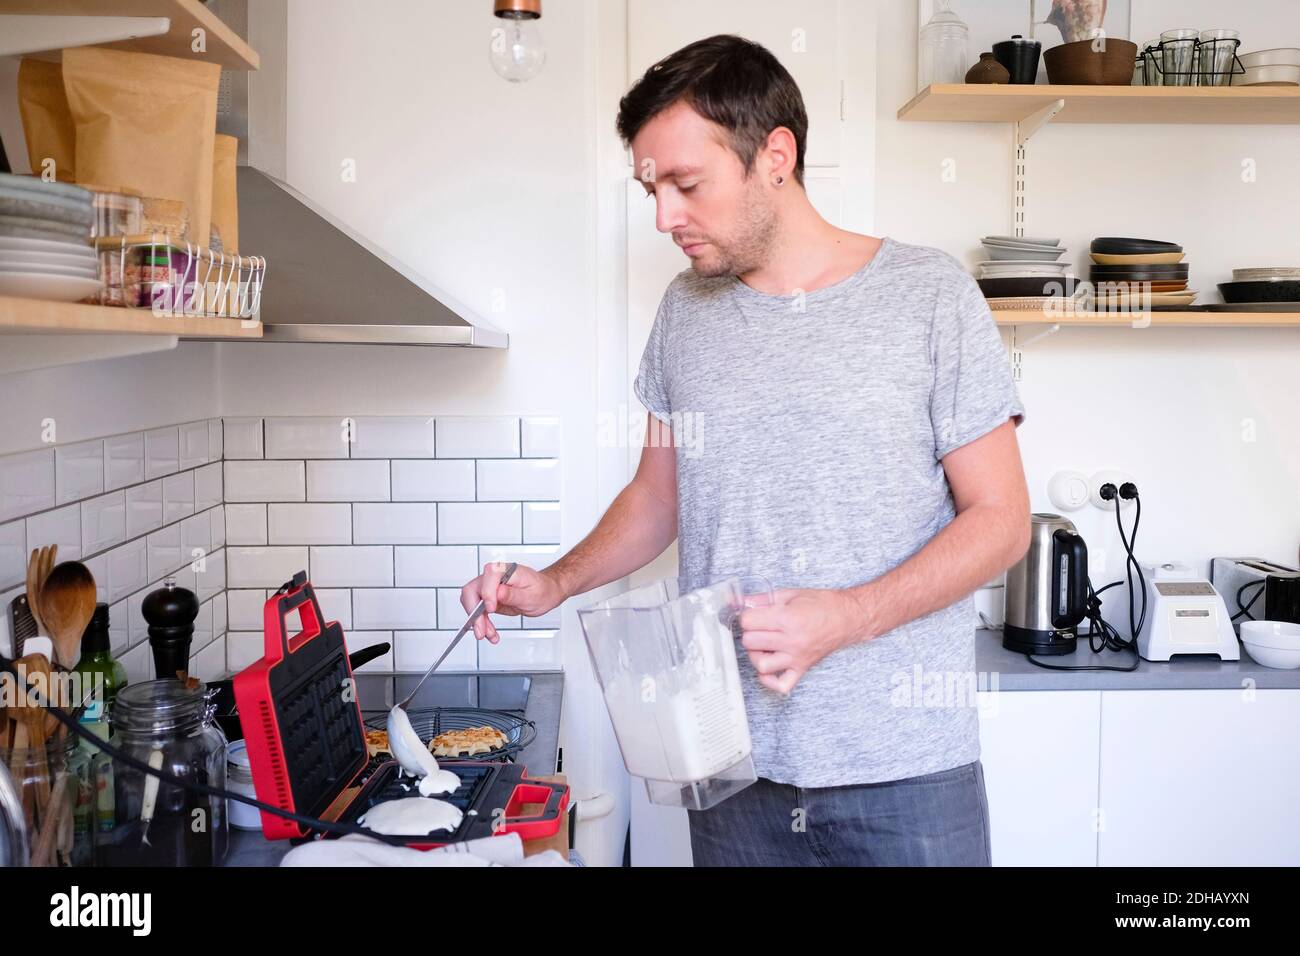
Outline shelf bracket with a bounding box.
[1011,99,1065,239]
[1007,323,1061,382]
[0,15,171,58]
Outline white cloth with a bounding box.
[280,831,570,868]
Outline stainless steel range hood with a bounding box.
[214,0,507,348]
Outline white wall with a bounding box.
[877,0,1300,602]
[213,0,630,866]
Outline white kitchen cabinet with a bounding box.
[627,0,845,168]
[1096,689,1300,866]
[977,690,1102,866]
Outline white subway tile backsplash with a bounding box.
[523,502,560,544]
[391,459,474,502]
[308,546,392,587]
[162,470,195,524]
[213,590,227,636]
[171,563,196,598]
[125,480,162,538]
[27,503,81,561]
[104,432,145,492]
[179,421,209,470]
[85,552,108,604]
[438,502,521,545]
[521,417,561,458]
[120,642,153,684]
[81,491,126,555]
[227,589,268,631]
[208,419,223,462]
[436,416,519,459]
[351,417,436,459]
[476,458,559,501]
[307,460,389,502]
[226,632,264,672]
[437,588,518,631]
[146,524,181,582]
[224,503,267,545]
[268,503,352,545]
[394,631,477,671]
[192,600,215,653]
[353,588,437,630]
[478,544,560,568]
[127,588,148,647]
[0,448,55,522]
[394,546,477,587]
[55,440,104,504]
[225,546,308,589]
[196,547,225,602]
[210,505,226,549]
[181,512,211,562]
[353,503,437,545]
[223,418,264,459]
[314,588,352,628]
[194,463,222,511]
[106,537,147,603]
[109,598,129,656]
[223,460,305,502]
[477,631,558,670]
[0,521,25,590]
[144,426,180,479]
[346,631,394,672]
[265,417,350,460]
[193,634,226,681]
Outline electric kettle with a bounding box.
[1003,513,1089,655]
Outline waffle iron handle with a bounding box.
[501,781,570,840]
[264,570,327,658]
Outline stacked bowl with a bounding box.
[1218,267,1300,308]
[1089,237,1195,309]
[976,236,1078,309]
[0,174,100,302]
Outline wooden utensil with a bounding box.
[38,561,97,670]
[15,653,53,817]
[32,770,71,867]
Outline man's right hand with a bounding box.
[460,562,566,643]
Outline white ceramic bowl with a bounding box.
[983,245,1067,262]
[1240,620,1300,669]
[1239,48,1300,68]
[1239,63,1300,86]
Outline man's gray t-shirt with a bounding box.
[632,236,1026,788]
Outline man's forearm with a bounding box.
[541,480,677,601]
[846,503,1028,643]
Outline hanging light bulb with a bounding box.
[490,0,546,83]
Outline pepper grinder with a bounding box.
[141,578,200,681]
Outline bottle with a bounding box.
[73,602,127,861]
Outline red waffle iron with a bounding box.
[233,571,568,849]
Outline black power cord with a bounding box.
[1025,482,1145,672]
[0,657,431,849]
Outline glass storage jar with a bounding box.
[0,732,92,867]
[101,679,228,866]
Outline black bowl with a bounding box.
[1090,237,1184,255]
[1218,280,1300,304]
[1091,264,1189,279]
[978,275,1078,299]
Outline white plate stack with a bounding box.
[978,235,1068,265]
[0,174,101,302]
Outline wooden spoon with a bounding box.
[14,653,53,817]
[38,561,97,671]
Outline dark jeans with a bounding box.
[687,760,992,866]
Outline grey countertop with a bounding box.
[976,627,1300,691]
[222,670,563,867]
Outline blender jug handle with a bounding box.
[716,574,778,640]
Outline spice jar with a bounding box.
[101,679,228,866]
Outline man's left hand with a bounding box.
[736,587,871,696]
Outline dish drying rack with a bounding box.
[94,233,266,320]
[364,706,536,763]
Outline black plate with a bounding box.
[977,276,1078,298]
[1090,263,1189,277]
[1090,237,1183,255]
[1218,280,1300,304]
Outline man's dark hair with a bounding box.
[616,34,809,186]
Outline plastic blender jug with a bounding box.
[577,576,765,811]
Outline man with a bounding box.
[462,34,1029,866]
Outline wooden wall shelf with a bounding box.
[993,310,1300,328]
[0,295,262,338]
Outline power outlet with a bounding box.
[1090,470,1135,511]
